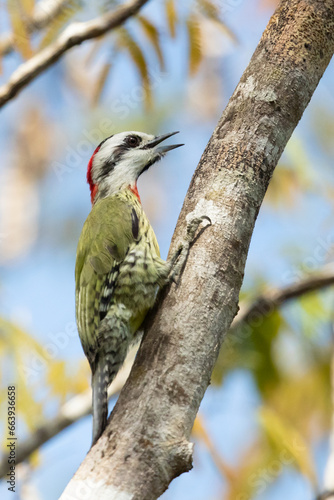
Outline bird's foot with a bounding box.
[167,215,211,285]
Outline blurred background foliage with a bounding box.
[0,0,334,499]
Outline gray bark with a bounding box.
[60,1,334,499]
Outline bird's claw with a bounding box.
[185,215,212,243]
[167,215,211,285]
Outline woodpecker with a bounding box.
[76,131,188,446]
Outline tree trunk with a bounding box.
[60,1,334,499]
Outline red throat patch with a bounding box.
[87,144,101,204]
[129,183,141,202]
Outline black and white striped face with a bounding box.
[88,131,183,202]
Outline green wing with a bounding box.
[75,195,140,362]
[75,196,138,288]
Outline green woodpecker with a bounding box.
[75,131,185,446]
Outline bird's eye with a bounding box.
[126,135,141,148]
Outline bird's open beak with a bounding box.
[142,131,184,153]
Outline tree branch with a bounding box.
[317,490,334,500]
[233,263,334,330]
[1,267,333,478]
[0,0,149,108]
[58,1,334,497]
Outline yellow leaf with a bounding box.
[225,443,277,500]
[117,28,152,109]
[18,387,43,430]
[266,362,331,438]
[266,136,314,207]
[46,359,89,401]
[38,0,80,50]
[29,449,41,469]
[0,317,47,359]
[13,351,44,429]
[68,360,90,394]
[165,0,177,38]
[259,406,318,487]
[197,0,238,43]
[286,136,314,185]
[85,37,106,66]
[192,415,236,483]
[187,14,202,75]
[47,360,68,401]
[137,15,164,70]
[312,106,334,154]
[91,62,112,106]
[299,291,327,321]
[192,415,212,448]
[197,0,219,18]
[8,0,33,59]
[21,0,35,16]
[266,165,300,207]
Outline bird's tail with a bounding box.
[91,356,109,447]
[91,310,132,446]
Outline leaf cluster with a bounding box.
[1,0,237,108]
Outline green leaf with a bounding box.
[298,290,328,337]
[212,309,284,391]
[299,290,327,321]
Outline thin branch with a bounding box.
[0,0,149,108]
[233,263,334,329]
[316,491,334,500]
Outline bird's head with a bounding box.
[87,131,183,204]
